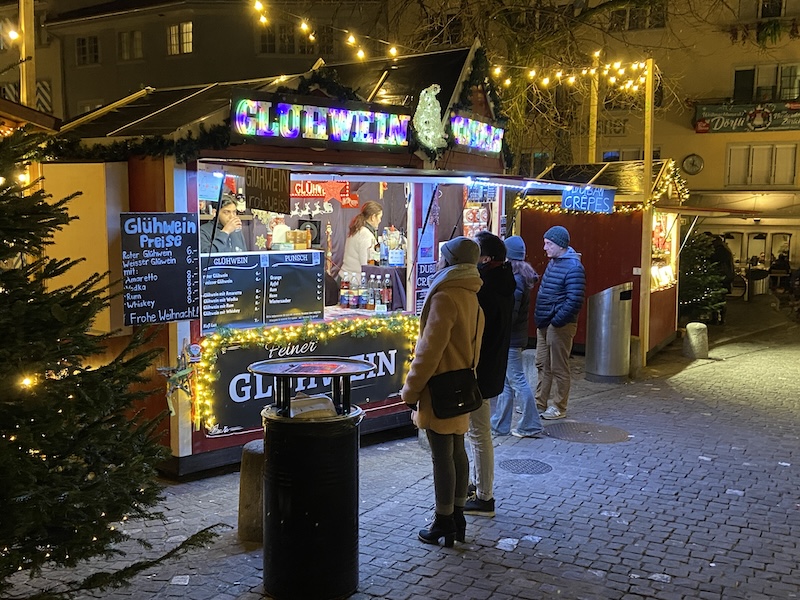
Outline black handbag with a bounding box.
[428,309,482,419]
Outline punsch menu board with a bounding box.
[200,250,324,334]
[121,212,200,326]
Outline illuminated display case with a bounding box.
[650,211,678,291]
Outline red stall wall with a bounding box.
[519,210,644,347]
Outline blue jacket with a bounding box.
[534,247,585,329]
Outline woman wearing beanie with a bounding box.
[401,236,485,546]
[491,236,543,437]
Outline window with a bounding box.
[259,28,276,54]
[118,31,143,61]
[727,144,796,185]
[519,152,552,177]
[317,26,334,56]
[278,24,295,54]
[733,63,800,102]
[76,36,100,65]
[298,31,315,55]
[609,0,666,31]
[167,21,192,55]
[760,0,783,18]
[602,148,661,162]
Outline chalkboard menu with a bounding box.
[121,212,200,326]
[201,250,324,334]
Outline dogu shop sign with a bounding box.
[230,90,412,151]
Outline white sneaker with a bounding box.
[541,407,565,420]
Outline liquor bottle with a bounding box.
[339,271,350,308]
[366,274,376,310]
[349,272,360,309]
[380,230,389,266]
[359,271,368,309]
[383,273,393,308]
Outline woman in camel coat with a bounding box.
[401,236,485,546]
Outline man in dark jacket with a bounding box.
[464,231,516,517]
[200,195,247,253]
[534,226,585,420]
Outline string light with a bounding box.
[251,2,406,59]
[192,314,419,428]
[513,160,689,214]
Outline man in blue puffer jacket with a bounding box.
[533,226,585,420]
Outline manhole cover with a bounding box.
[499,459,553,475]
[545,421,630,444]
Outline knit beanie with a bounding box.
[504,236,526,260]
[441,236,480,265]
[544,225,570,249]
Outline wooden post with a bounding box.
[19,0,36,107]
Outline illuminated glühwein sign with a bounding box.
[230,90,412,151]
[449,113,504,155]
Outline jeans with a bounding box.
[535,322,578,413]
[492,347,543,436]
[425,430,469,515]
[466,398,494,501]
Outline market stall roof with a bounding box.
[0,97,61,132]
[60,45,478,140]
[534,160,670,197]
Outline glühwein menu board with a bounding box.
[200,250,324,334]
[121,212,200,326]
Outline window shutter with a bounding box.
[773,145,797,184]
[750,145,773,185]
[727,146,750,185]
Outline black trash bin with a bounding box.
[261,406,364,600]
[248,357,373,600]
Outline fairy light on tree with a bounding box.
[0,129,167,591]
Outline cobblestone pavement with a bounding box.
[5,295,799,600]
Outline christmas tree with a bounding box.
[678,231,728,323]
[0,129,167,591]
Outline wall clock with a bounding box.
[682,153,704,175]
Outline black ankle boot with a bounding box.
[418,513,456,547]
[453,507,466,542]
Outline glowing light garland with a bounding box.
[514,160,689,214]
[193,314,419,428]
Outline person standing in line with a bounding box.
[492,235,543,438]
[199,195,247,253]
[463,231,515,518]
[534,226,585,420]
[401,237,484,547]
[341,201,382,275]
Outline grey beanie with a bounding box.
[544,225,570,249]
[441,236,480,265]
[504,236,526,260]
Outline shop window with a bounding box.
[76,36,100,65]
[727,143,797,185]
[118,30,143,61]
[167,21,192,55]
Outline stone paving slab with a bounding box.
[4,299,799,600]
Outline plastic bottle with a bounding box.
[359,271,368,309]
[383,273,393,308]
[349,272,360,309]
[366,274,376,310]
[339,271,350,308]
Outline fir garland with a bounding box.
[43,123,232,164]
